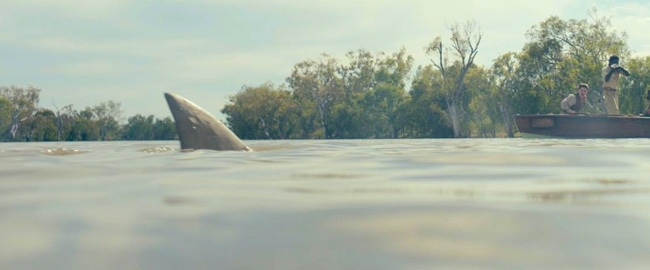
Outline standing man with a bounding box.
[561,83,594,114]
[602,55,630,115]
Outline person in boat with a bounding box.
[602,55,630,115]
[561,83,597,115]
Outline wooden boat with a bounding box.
[514,114,650,138]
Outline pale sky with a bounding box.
[2,0,650,121]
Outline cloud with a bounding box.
[603,3,650,56]
[47,60,140,76]
[23,36,315,82]
[164,51,285,81]
[159,44,352,82]
[6,0,129,18]
[29,37,208,56]
[5,0,580,67]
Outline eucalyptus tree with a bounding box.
[330,50,377,138]
[340,50,377,95]
[0,86,41,141]
[425,21,482,138]
[120,115,175,140]
[400,65,453,138]
[70,107,100,141]
[368,48,414,138]
[91,101,123,141]
[0,97,11,139]
[122,114,155,140]
[152,117,177,140]
[222,83,296,139]
[287,55,344,139]
[465,66,499,137]
[490,53,519,137]
[619,56,650,115]
[23,109,58,141]
[53,104,76,141]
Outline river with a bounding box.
[2,139,650,269]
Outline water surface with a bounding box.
[2,139,650,269]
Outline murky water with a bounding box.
[2,139,650,269]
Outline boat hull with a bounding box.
[515,114,650,138]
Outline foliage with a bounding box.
[0,98,11,138]
[120,114,177,140]
[0,86,41,141]
[92,101,123,141]
[222,83,296,139]
[619,56,650,115]
[425,21,482,138]
[0,86,176,142]
[399,65,453,138]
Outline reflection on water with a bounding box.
[2,139,650,269]
[526,188,650,203]
[40,148,87,155]
[291,173,368,179]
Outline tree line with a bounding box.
[0,86,176,142]
[4,12,650,142]
[223,12,650,139]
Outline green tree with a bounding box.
[464,67,497,137]
[92,101,123,141]
[619,56,650,115]
[70,108,100,141]
[330,50,378,138]
[23,109,58,141]
[368,49,414,138]
[426,21,482,138]
[152,117,177,140]
[340,50,377,95]
[54,104,77,141]
[400,65,453,138]
[326,49,414,138]
[0,97,11,138]
[490,53,519,137]
[222,83,296,139]
[287,55,344,139]
[122,114,155,140]
[0,86,41,141]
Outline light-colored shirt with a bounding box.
[561,94,580,113]
[560,94,598,114]
[602,66,621,90]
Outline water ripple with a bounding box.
[139,147,174,154]
[40,148,87,156]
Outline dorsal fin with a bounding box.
[164,92,251,151]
